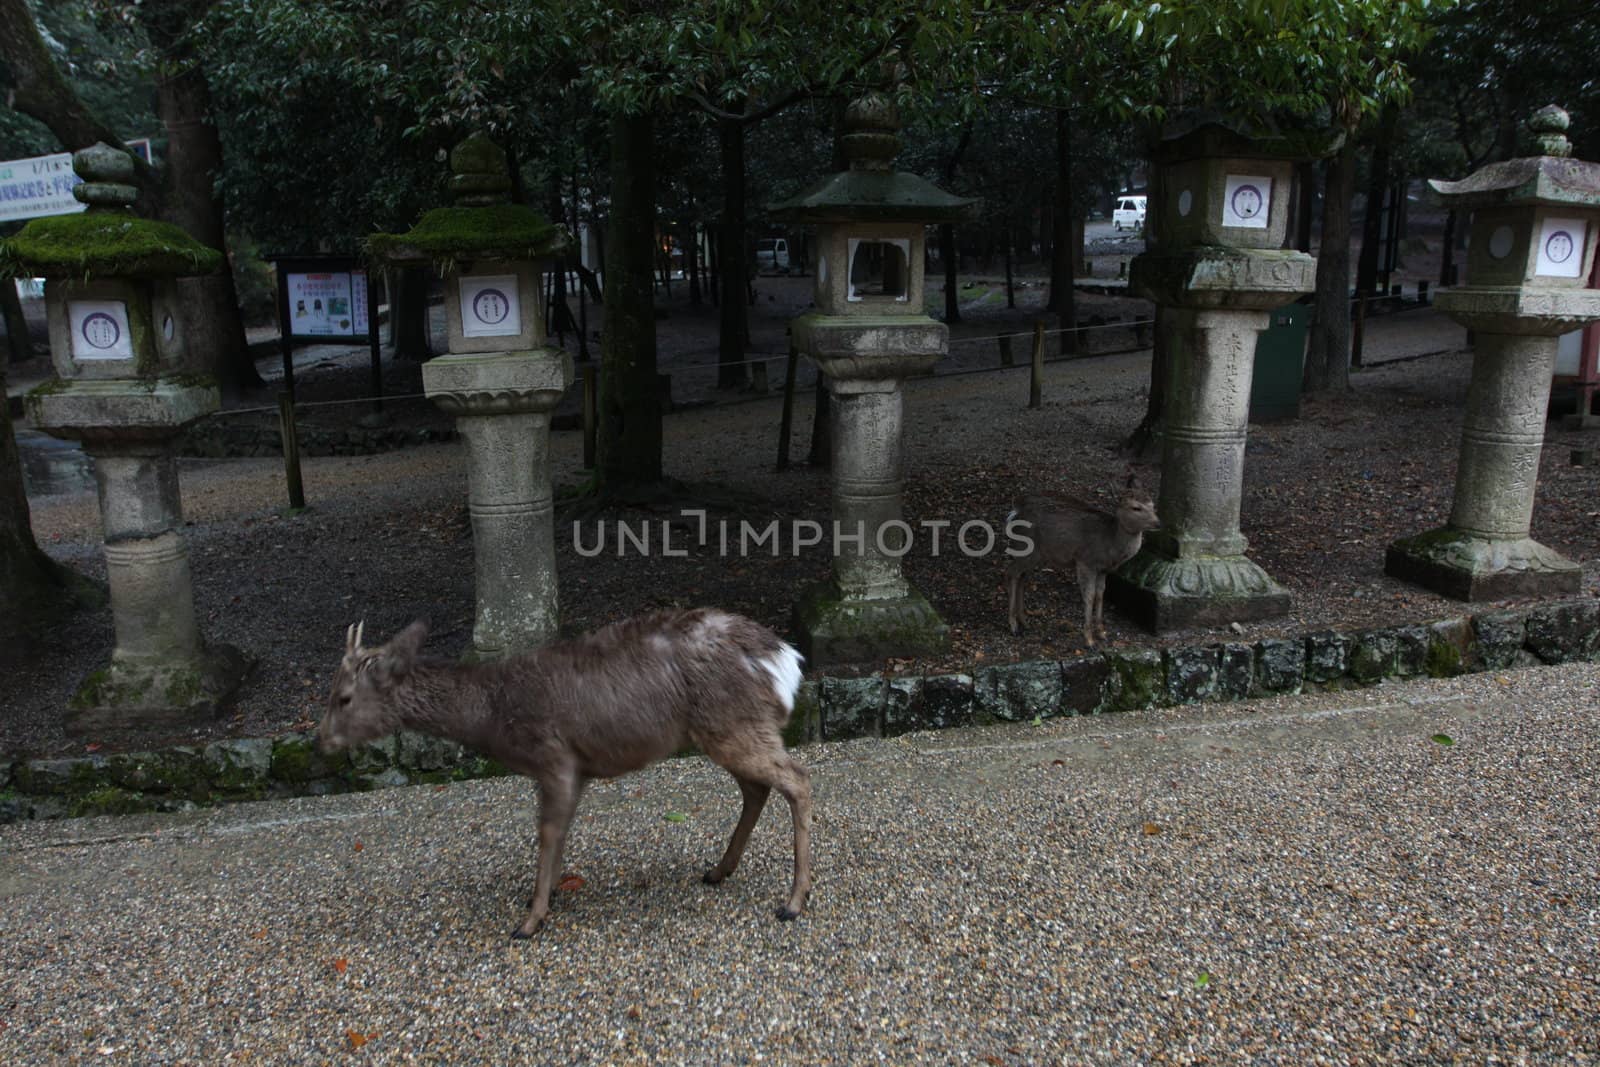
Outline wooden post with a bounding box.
[999,333,1014,367]
[1029,320,1045,409]
[751,358,769,394]
[777,345,799,471]
[365,269,383,418]
[1351,289,1368,369]
[278,392,306,511]
[581,364,597,470]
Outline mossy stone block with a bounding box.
[1060,656,1113,715]
[68,787,158,818]
[1524,600,1600,664]
[395,730,465,772]
[1102,649,1164,711]
[1305,631,1353,684]
[350,735,398,775]
[1349,630,1399,684]
[1390,624,1432,678]
[0,761,13,792]
[975,661,1063,723]
[1254,638,1305,695]
[1165,646,1220,705]
[16,756,109,796]
[1425,618,1475,678]
[203,738,272,793]
[1217,643,1254,701]
[820,676,884,740]
[784,681,822,747]
[270,734,349,783]
[883,676,922,737]
[1472,610,1528,670]
[884,674,975,735]
[107,747,204,794]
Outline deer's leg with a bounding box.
[1006,565,1025,635]
[703,776,771,884]
[514,772,584,939]
[710,736,813,921]
[1076,561,1099,647]
[1093,572,1109,641]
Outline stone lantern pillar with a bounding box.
[1106,121,1318,630]
[5,143,249,734]
[769,93,977,664]
[1387,107,1600,600]
[369,134,571,658]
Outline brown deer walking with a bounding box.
[320,609,812,938]
[1005,480,1160,646]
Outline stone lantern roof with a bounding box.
[768,92,978,224]
[1428,107,1600,210]
[368,133,568,267]
[0,143,221,280]
[1150,110,1344,164]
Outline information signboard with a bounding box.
[285,270,372,338]
[0,139,153,224]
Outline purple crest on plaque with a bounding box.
[1544,230,1575,264]
[1230,184,1264,220]
[472,288,511,325]
[81,312,122,350]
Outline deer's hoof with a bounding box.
[509,926,535,940]
[702,869,726,885]
[775,906,801,922]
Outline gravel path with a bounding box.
[2,664,1596,1064]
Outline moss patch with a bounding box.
[0,213,222,280]
[368,204,565,266]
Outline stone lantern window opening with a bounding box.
[846,237,910,302]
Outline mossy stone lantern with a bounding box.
[769,91,978,664]
[369,133,572,658]
[1387,106,1600,600]
[1105,118,1320,631]
[0,142,248,735]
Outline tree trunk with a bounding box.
[391,266,432,360]
[1004,223,1015,308]
[1305,144,1356,393]
[597,111,662,490]
[940,223,960,323]
[686,221,702,306]
[2,280,32,363]
[0,362,99,646]
[717,116,748,390]
[1440,209,1458,286]
[1355,102,1399,298]
[1049,109,1078,353]
[1293,160,1316,252]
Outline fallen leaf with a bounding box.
[251,928,268,940]
[664,811,688,823]
[1051,759,1065,767]
[1142,823,1162,836]
[332,958,349,975]
[626,1006,641,1020]
[981,1056,1004,1066]
[1431,734,1454,746]
[85,743,103,753]
[345,1030,376,1050]
[1195,971,1212,990]
[557,874,585,892]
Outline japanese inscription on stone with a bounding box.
[68,300,133,361]
[459,274,521,338]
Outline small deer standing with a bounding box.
[1005,480,1160,646]
[320,608,812,938]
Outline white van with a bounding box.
[754,237,790,273]
[1113,195,1147,232]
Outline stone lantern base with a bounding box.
[68,644,252,737]
[1385,529,1581,602]
[1107,551,1290,631]
[793,581,949,665]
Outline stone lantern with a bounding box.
[1387,106,1600,600]
[1106,119,1318,630]
[769,92,977,664]
[369,134,571,658]
[3,143,248,734]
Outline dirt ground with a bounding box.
[5,225,1598,760]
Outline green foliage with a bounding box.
[0,212,221,279]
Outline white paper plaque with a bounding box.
[459,274,521,338]
[1222,175,1271,229]
[1535,217,1586,278]
[68,300,133,361]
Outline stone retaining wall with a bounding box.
[4,598,1596,824]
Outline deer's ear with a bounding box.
[375,620,428,684]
